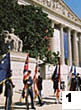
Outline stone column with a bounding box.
[73,31,79,66]
[60,25,65,65]
[67,28,72,65]
[79,34,81,66]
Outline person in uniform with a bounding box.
[76,73,80,91]
[23,70,35,109]
[34,75,43,106]
[70,73,76,91]
[4,78,15,110]
[37,75,42,98]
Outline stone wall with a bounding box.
[10,52,37,91]
[10,52,81,91]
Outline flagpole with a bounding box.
[56,57,61,104]
[8,45,13,110]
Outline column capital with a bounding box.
[74,30,77,34]
[77,32,81,37]
[67,27,72,31]
[59,24,64,29]
[72,30,78,35]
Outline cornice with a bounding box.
[10,52,37,63]
[22,0,81,28]
[60,0,81,23]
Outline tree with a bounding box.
[0,0,59,64]
[0,32,8,55]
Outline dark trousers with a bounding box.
[5,84,12,110]
[54,89,57,94]
[5,94,12,110]
[22,88,25,98]
[26,88,34,108]
[38,95,42,104]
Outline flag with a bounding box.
[74,66,76,76]
[0,52,12,84]
[24,53,29,71]
[68,65,73,79]
[23,54,29,81]
[70,65,73,73]
[68,65,73,90]
[51,65,58,80]
[23,70,30,81]
[68,65,73,80]
[22,54,30,99]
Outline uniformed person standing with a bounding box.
[4,78,15,110]
[24,70,35,109]
[70,73,76,91]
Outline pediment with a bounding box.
[34,0,81,23]
[58,0,81,23]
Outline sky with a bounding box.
[64,0,81,19]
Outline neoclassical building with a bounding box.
[18,0,81,66]
[17,0,81,84]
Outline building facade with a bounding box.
[18,0,81,67]
[16,0,81,89]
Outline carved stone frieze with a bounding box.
[35,0,80,23]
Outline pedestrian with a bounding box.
[19,69,27,103]
[80,76,81,91]
[36,74,43,106]
[37,75,42,98]
[59,81,65,103]
[52,75,59,104]
[33,75,43,106]
[76,73,80,91]
[23,70,35,109]
[70,73,76,91]
[4,78,15,110]
[52,76,59,95]
[52,65,59,95]
[56,88,60,104]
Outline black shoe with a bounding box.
[55,102,57,104]
[40,102,44,106]
[31,106,36,109]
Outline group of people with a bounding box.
[20,70,43,109]
[2,62,81,109]
[70,73,81,91]
[51,69,81,103]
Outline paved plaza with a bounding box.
[0,80,62,110]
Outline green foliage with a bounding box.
[0,32,8,55]
[41,51,60,65]
[0,0,59,64]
